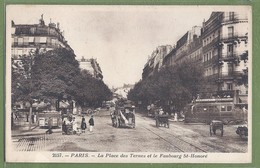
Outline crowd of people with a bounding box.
[61,115,94,135]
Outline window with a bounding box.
[227,106,232,111]
[228,64,233,75]
[228,45,233,53]
[40,37,47,44]
[29,37,34,45]
[229,12,234,20]
[18,38,23,46]
[23,37,29,46]
[35,37,40,44]
[51,39,57,46]
[17,49,23,56]
[228,26,234,38]
[221,106,226,111]
[227,83,233,90]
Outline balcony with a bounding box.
[221,53,238,62]
[222,13,248,25]
[203,56,218,66]
[221,34,248,44]
[216,71,244,82]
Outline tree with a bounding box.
[128,60,206,112]
[30,48,80,100]
[12,47,112,115]
[71,70,112,107]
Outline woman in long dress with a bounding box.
[81,116,87,133]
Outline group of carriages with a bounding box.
[38,96,248,139]
[145,97,248,138]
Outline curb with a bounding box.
[12,125,62,137]
[12,130,63,138]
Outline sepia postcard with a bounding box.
[5,5,252,163]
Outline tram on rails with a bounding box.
[184,98,248,124]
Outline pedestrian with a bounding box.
[11,112,14,128]
[81,116,87,133]
[147,104,151,115]
[31,114,34,123]
[46,117,53,134]
[89,115,94,132]
[14,111,18,120]
[26,113,29,122]
[72,117,78,134]
[159,108,164,115]
[62,118,67,135]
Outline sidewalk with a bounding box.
[11,118,61,137]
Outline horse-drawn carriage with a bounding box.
[111,100,136,128]
[155,114,169,128]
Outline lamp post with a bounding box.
[27,50,34,130]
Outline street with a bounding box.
[12,109,248,153]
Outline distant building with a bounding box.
[173,26,202,65]
[142,45,172,79]
[114,84,134,99]
[78,56,103,80]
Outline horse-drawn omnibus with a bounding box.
[184,98,247,124]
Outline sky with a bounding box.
[7,5,248,88]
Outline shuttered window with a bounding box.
[18,38,23,46]
[23,37,29,45]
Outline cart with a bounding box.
[236,124,248,139]
[210,120,224,136]
[111,103,136,128]
[155,115,169,128]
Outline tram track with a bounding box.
[141,125,207,153]
[135,113,214,152]
[136,112,243,153]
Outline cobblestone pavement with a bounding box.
[11,109,248,152]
